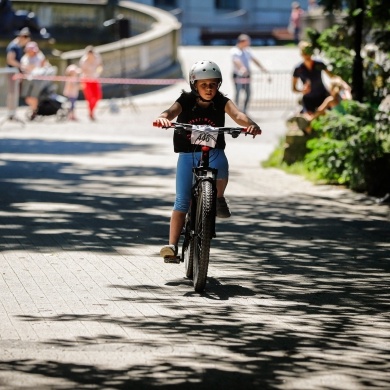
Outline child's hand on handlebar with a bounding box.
[154,117,172,128]
[246,125,262,138]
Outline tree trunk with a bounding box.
[352,0,365,102]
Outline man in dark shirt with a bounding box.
[5,27,31,120]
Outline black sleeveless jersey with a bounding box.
[174,91,230,153]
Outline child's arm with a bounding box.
[225,100,262,137]
[154,102,182,127]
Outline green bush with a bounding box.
[304,100,389,193]
[275,2,390,195]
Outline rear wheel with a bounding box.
[193,180,215,292]
[56,108,68,122]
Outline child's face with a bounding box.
[26,48,37,56]
[196,78,219,100]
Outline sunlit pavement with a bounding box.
[0,47,389,389]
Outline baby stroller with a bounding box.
[35,83,69,121]
[24,65,69,121]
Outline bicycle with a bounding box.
[153,122,248,292]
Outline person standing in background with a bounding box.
[289,2,305,44]
[5,27,31,121]
[20,40,52,120]
[79,46,103,121]
[63,64,80,121]
[307,0,320,13]
[230,34,269,114]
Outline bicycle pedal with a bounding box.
[163,256,181,264]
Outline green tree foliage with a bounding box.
[313,0,390,102]
[307,25,354,84]
[267,0,390,196]
[319,0,390,52]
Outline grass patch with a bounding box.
[262,139,322,183]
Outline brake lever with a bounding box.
[231,130,240,138]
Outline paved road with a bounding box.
[0,46,389,389]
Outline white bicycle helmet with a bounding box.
[189,60,222,91]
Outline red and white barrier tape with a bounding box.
[13,73,186,85]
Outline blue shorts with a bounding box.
[174,150,229,212]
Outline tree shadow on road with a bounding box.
[0,137,175,251]
[0,137,389,389]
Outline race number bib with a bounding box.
[191,126,217,147]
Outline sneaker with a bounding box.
[217,197,231,218]
[160,244,178,258]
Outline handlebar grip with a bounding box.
[153,121,176,128]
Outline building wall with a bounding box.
[128,0,311,45]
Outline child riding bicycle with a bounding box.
[154,60,262,259]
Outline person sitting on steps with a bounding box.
[289,41,351,134]
[289,76,352,134]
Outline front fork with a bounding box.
[190,167,218,238]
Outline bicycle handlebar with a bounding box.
[153,121,248,137]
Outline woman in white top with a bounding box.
[20,41,49,118]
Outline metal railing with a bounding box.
[0,68,301,114]
[58,2,181,82]
[0,67,20,113]
[250,71,298,110]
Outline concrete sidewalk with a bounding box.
[0,46,389,389]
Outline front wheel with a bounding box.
[193,180,215,292]
[182,212,194,279]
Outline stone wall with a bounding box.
[1,1,182,103]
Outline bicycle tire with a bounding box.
[193,180,215,292]
[182,212,194,279]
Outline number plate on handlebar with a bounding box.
[191,126,217,148]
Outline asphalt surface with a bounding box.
[0,46,389,389]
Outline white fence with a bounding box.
[0,69,301,114]
[0,67,20,112]
[250,71,298,110]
